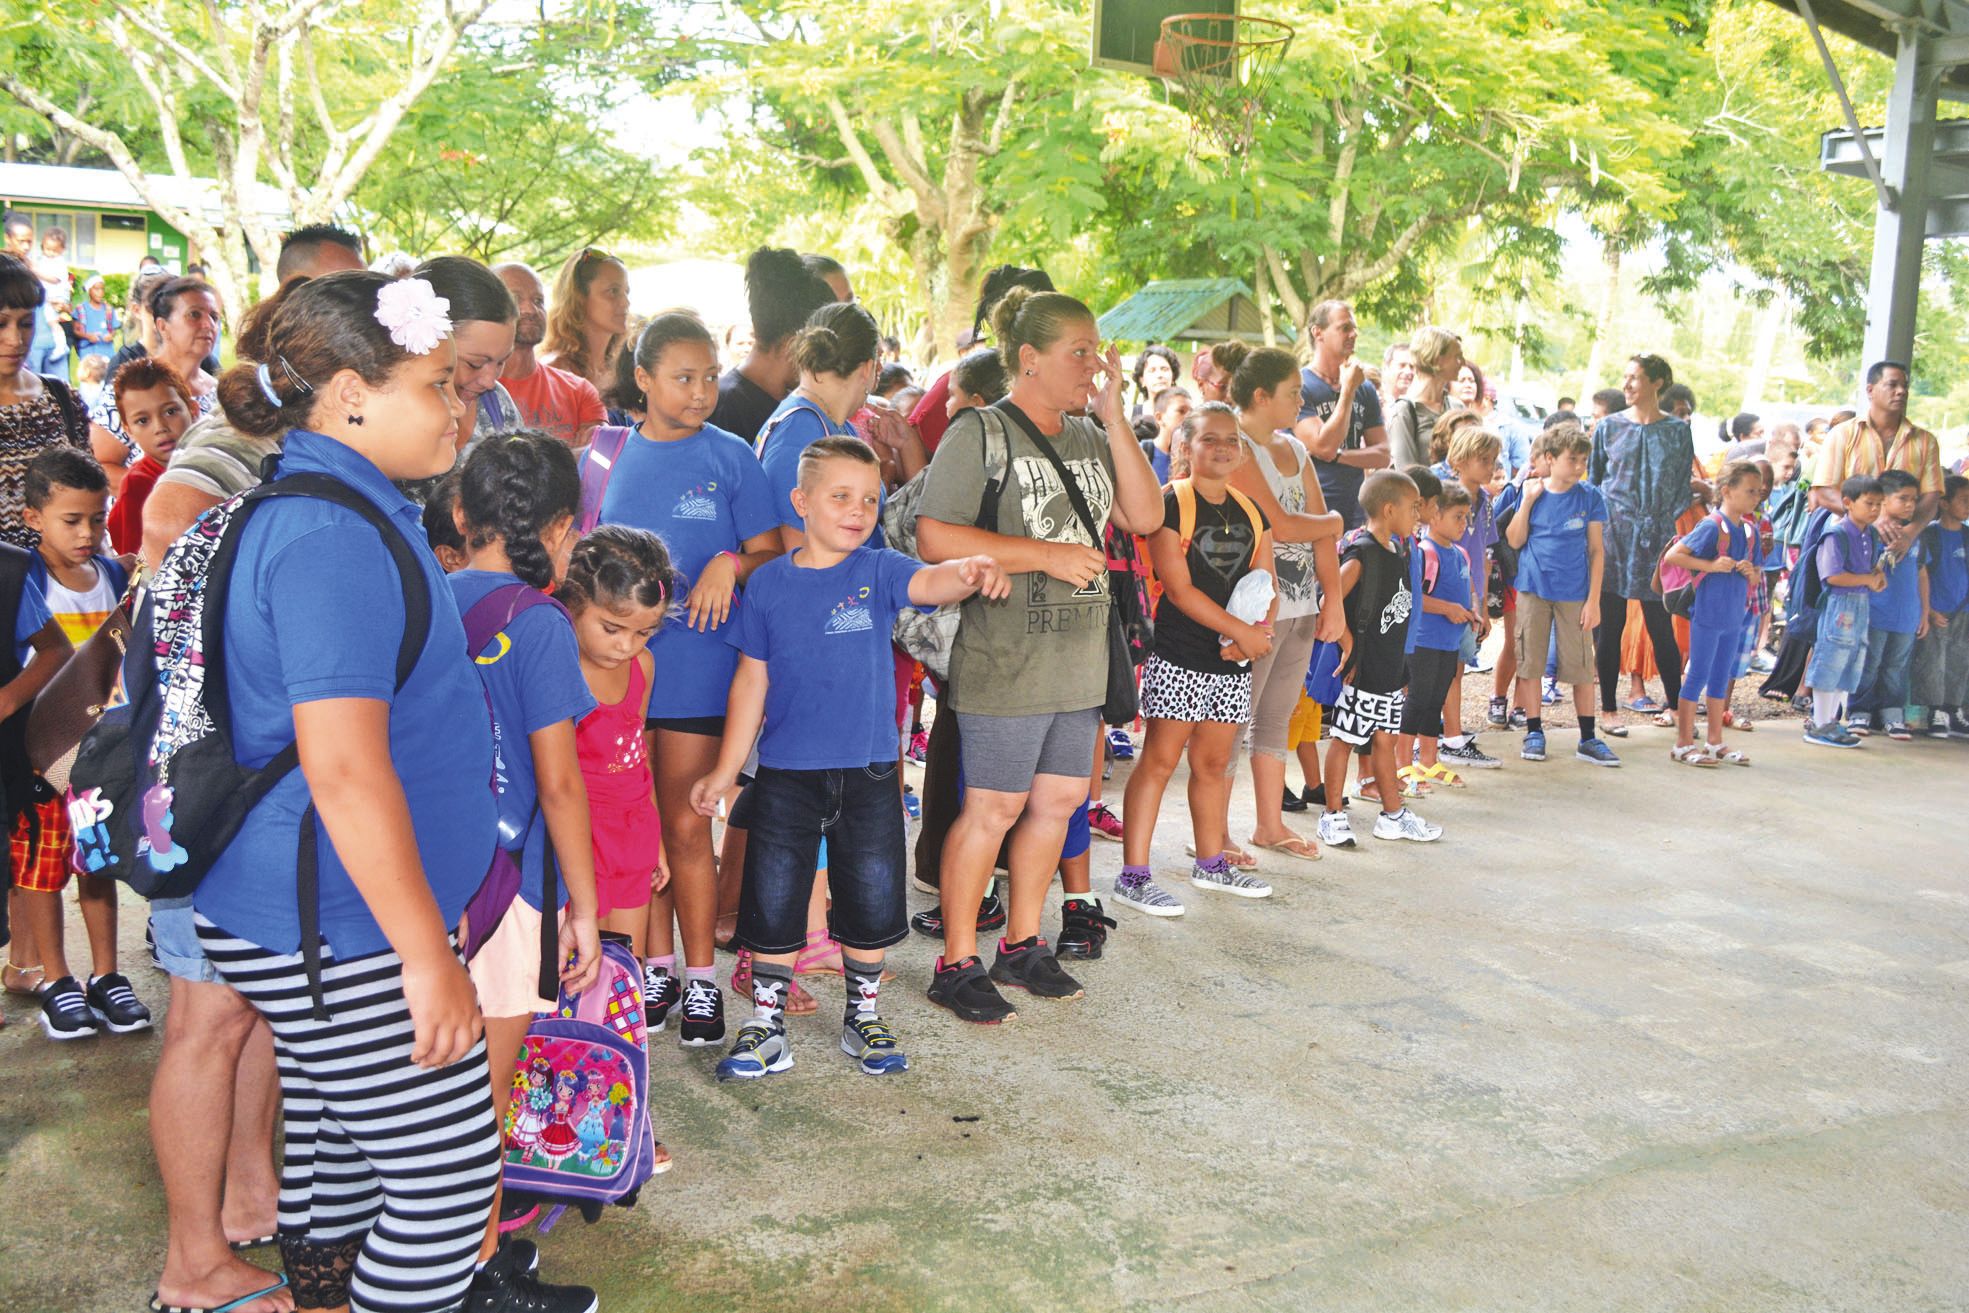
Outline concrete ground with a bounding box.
[2,713,1966,1312]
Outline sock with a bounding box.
[1117,865,1152,888]
[1195,853,1230,874]
[842,955,883,1024]
[645,953,675,974]
[684,963,715,985]
[1442,734,1471,749]
[1000,934,1040,954]
[1382,808,1404,819]
[1812,689,1842,725]
[1526,716,1544,735]
[1579,716,1596,742]
[750,961,792,1028]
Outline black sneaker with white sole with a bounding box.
[86,972,153,1033]
[37,976,102,1040]
[926,955,1015,1024]
[1055,898,1117,960]
[988,937,1084,999]
[677,977,726,1047]
[466,1234,597,1313]
[642,966,681,1032]
[909,890,1007,939]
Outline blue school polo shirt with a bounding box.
[1513,481,1607,603]
[1873,533,1924,634]
[1413,536,1474,652]
[756,394,888,548]
[13,576,51,663]
[591,423,779,718]
[1677,515,1753,629]
[1816,518,1877,598]
[726,546,926,770]
[1925,524,1969,614]
[449,569,596,910]
[194,430,497,959]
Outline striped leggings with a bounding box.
[195,918,502,1313]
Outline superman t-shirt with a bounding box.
[727,546,926,769]
[1153,485,1269,671]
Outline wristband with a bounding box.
[716,550,741,574]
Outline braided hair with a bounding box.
[560,524,679,622]
[455,430,581,590]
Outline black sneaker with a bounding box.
[989,937,1084,999]
[85,972,153,1033]
[466,1235,597,1313]
[909,890,1007,939]
[37,976,102,1041]
[926,955,1015,1024]
[642,966,681,1032]
[677,977,726,1047]
[1055,898,1117,960]
[1280,786,1308,813]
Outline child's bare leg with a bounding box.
[1675,693,1699,749]
[1370,734,1401,813]
[1442,667,1465,739]
[16,888,71,982]
[476,1012,532,1262]
[1321,737,1352,812]
[1706,695,1727,745]
[1183,723,1240,859]
[641,883,676,960]
[1295,739,1323,796]
[1122,719,1191,868]
[77,874,118,978]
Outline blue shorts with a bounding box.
[1682,621,1738,702]
[149,897,220,983]
[1806,593,1871,694]
[1062,796,1091,862]
[736,762,908,955]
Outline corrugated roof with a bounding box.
[1097,278,1293,344]
[0,162,291,223]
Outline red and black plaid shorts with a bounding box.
[10,796,74,893]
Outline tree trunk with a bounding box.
[1741,290,1785,413]
[1580,242,1622,398]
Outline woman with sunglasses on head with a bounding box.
[542,247,631,419]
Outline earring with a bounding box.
[1024,369,1036,377]
[346,414,365,426]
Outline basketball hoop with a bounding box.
[1153,12,1293,159]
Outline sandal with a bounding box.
[1625,695,1663,714]
[1651,711,1676,728]
[732,951,820,1014]
[1185,843,1260,869]
[1601,719,1629,738]
[1670,743,1718,767]
[1705,742,1751,766]
[149,1275,290,1313]
[1248,834,1320,862]
[3,960,45,996]
[792,929,896,982]
[1417,762,1465,788]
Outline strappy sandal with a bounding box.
[793,928,896,981]
[1651,711,1676,728]
[1417,762,1465,788]
[1670,743,1718,767]
[1185,843,1260,869]
[3,960,46,996]
[1704,742,1751,766]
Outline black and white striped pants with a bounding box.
[196,917,502,1313]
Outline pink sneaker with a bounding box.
[905,728,929,762]
[1087,802,1124,842]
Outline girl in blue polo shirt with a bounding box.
[586,309,781,1046]
[191,271,511,1313]
[1663,461,1763,766]
[449,431,605,1286]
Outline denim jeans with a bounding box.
[1853,626,1917,719]
[736,761,908,955]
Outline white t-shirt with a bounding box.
[44,558,118,649]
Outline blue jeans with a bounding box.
[1806,593,1870,694]
[1853,626,1917,718]
[736,761,908,955]
[25,336,69,379]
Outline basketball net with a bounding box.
[1153,12,1293,160]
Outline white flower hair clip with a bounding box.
[374,277,452,355]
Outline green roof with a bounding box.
[1097,278,1294,344]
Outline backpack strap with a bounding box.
[0,544,32,868]
[577,425,635,535]
[976,406,1011,528]
[1224,486,1266,567]
[1419,537,1442,594]
[40,375,87,447]
[1173,478,1198,551]
[221,473,435,1021]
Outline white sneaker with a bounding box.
[1372,808,1442,842]
[1113,875,1186,918]
[1316,810,1357,849]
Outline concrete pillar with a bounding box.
[1861,32,1939,380]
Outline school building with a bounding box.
[0,161,290,276]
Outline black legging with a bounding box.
[1595,591,1682,712]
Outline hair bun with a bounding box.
[1210,339,1250,376]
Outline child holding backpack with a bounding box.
[581,310,782,1048]
[448,432,614,1299]
[176,272,511,1313]
[1661,460,1764,766]
[689,435,1007,1079]
[9,448,146,1040]
[1116,402,1278,917]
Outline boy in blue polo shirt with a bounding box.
[1804,475,1887,747]
[1850,469,1924,740]
[1914,475,1969,736]
[1502,420,1618,766]
[691,436,1007,1079]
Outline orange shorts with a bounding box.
[10,796,74,893]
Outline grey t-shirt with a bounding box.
[917,401,1117,717]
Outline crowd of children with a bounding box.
[1,234,1963,1313]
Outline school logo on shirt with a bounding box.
[1379,581,1412,635]
[1564,515,1586,532]
[672,481,721,522]
[825,585,874,635]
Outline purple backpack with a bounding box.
[457,582,571,1002]
[500,936,657,1215]
[577,425,635,535]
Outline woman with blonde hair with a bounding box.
[542,246,630,398]
[1387,325,1463,469]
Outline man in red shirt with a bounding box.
[494,262,605,446]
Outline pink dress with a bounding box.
[577,658,664,915]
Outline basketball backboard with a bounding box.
[1090,0,1238,77]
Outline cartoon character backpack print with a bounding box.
[500,935,657,1217]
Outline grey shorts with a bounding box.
[956,707,1102,793]
[149,897,220,984]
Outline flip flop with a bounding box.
[226,1235,276,1252]
[1248,835,1320,862]
[150,1275,290,1313]
[1600,720,1630,738]
[1651,711,1676,728]
[1184,843,1259,869]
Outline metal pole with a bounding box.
[1861,31,1939,385]
[1795,0,1895,209]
